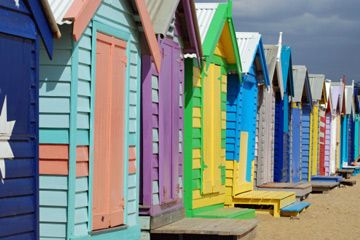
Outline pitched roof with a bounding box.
[195,2,241,75]
[292,65,312,103]
[325,80,331,110]
[144,0,180,35]
[309,74,326,101]
[281,45,294,96]
[264,45,278,83]
[46,0,161,72]
[330,82,343,114]
[345,84,354,115]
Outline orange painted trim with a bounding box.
[134,0,162,73]
[128,146,136,174]
[64,0,102,41]
[39,145,89,176]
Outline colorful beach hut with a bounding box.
[274,45,295,183]
[38,1,161,239]
[290,66,312,183]
[341,83,355,168]
[224,33,303,217]
[140,0,203,232]
[184,1,257,220]
[254,44,283,186]
[329,82,344,173]
[353,83,360,163]
[309,74,325,178]
[0,1,56,239]
[324,80,332,176]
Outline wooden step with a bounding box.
[193,207,256,220]
[230,190,296,217]
[311,181,339,193]
[311,176,343,182]
[257,182,312,200]
[151,218,257,240]
[342,166,360,176]
[281,201,311,217]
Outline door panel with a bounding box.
[93,32,126,230]
[202,64,222,194]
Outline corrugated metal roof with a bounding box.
[144,0,180,35]
[345,84,354,115]
[309,74,325,101]
[236,32,261,74]
[46,0,74,24]
[195,3,219,44]
[292,65,310,103]
[264,45,278,85]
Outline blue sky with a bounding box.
[196,0,360,83]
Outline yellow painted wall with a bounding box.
[191,63,228,209]
[309,104,319,177]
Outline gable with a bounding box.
[292,65,312,104]
[281,46,294,96]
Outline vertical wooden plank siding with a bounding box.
[324,112,331,175]
[309,104,319,177]
[319,108,326,175]
[340,115,348,168]
[93,32,126,230]
[290,105,301,183]
[301,105,311,181]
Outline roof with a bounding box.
[46,0,73,24]
[292,65,312,103]
[330,82,343,114]
[144,0,180,35]
[281,45,294,97]
[264,45,278,83]
[46,0,162,72]
[325,80,331,109]
[236,32,261,74]
[345,84,354,115]
[195,3,219,44]
[195,2,242,75]
[309,74,326,101]
[236,32,270,86]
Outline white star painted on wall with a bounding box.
[0,97,16,183]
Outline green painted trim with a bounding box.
[184,58,195,216]
[70,225,140,240]
[67,40,79,238]
[202,4,227,58]
[206,55,227,68]
[199,63,206,195]
[227,12,242,76]
[88,20,132,232]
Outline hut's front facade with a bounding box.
[290,66,312,183]
[0,1,56,239]
[184,2,255,219]
[139,0,203,232]
[324,80,332,176]
[39,1,160,239]
[255,44,283,186]
[274,45,294,183]
[341,83,355,167]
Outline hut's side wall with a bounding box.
[301,104,311,181]
[310,104,319,176]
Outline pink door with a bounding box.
[92,32,127,230]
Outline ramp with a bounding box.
[151,218,257,240]
[281,201,311,217]
[228,191,296,217]
[257,182,312,200]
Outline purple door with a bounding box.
[159,40,181,203]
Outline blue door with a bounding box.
[0,33,38,238]
[274,101,284,182]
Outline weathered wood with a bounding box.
[311,181,339,193]
[257,183,312,200]
[151,218,257,238]
[150,208,185,230]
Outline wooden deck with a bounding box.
[228,190,296,217]
[257,182,312,200]
[151,218,257,240]
[193,207,256,220]
[336,169,354,179]
[311,181,339,193]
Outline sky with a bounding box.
[196,0,360,83]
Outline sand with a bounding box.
[255,175,360,240]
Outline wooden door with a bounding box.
[93,32,127,230]
[202,64,222,194]
[158,40,181,203]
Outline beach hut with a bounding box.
[38,1,161,239]
[353,83,360,162]
[224,33,306,217]
[254,44,282,186]
[329,82,344,174]
[324,80,332,176]
[274,44,294,183]
[309,74,325,178]
[290,66,312,183]
[184,2,256,220]
[139,0,203,232]
[341,83,355,168]
[0,1,56,239]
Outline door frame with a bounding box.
[88,21,131,232]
